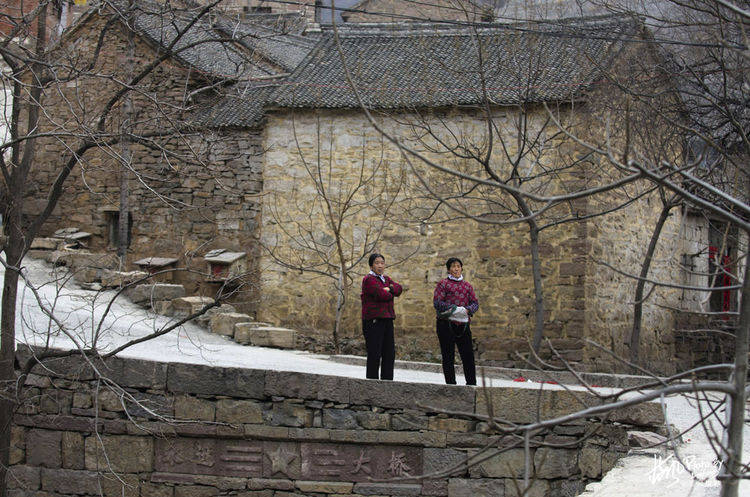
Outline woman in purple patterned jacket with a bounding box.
[360,253,403,380]
[433,257,479,385]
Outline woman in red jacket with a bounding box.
[361,253,403,380]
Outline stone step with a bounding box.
[208,312,253,336]
[30,237,63,251]
[195,304,237,326]
[46,250,119,271]
[125,284,186,305]
[100,270,149,289]
[170,296,216,318]
[234,324,296,349]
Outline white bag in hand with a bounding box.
[450,306,469,323]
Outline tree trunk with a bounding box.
[720,249,749,497]
[629,204,673,366]
[529,224,545,353]
[333,267,344,354]
[0,235,23,497]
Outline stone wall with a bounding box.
[23,13,265,309]
[9,348,665,497]
[258,108,684,372]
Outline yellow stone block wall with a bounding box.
[259,107,685,370]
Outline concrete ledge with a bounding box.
[329,354,667,389]
[16,346,665,427]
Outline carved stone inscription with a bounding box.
[155,439,263,477]
[300,443,422,482]
[155,438,422,481]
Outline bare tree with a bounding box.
[262,111,408,352]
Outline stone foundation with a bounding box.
[9,347,665,496]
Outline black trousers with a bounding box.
[362,318,395,380]
[436,319,476,385]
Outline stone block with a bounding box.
[84,435,153,472]
[610,402,665,427]
[424,448,468,477]
[100,270,149,288]
[188,474,247,490]
[447,478,505,497]
[422,479,449,496]
[195,304,237,326]
[392,412,429,431]
[265,370,350,404]
[295,481,354,493]
[126,283,186,304]
[167,363,265,399]
[99,472,140,497]
[41,468,100,495]
[103,356,169,390]
[26,429,62,468]
[602,447,620,474]
[73,267,101,284]
[174,395,215,421]
[140,482,176,497]
[329,429,380,444]
[349,380,474,413]
[354,483,422,495]
[476,388,605,424]
[209,312,253,336]
[153,300,174,315]
[175,486,219,497]
[6,466,40,490]
[98,389,124,412]
[39,388,73,414]
[428,417,474,432]
[503,479,549,497]
[50,251,110,270]
[30,237,61,250]
[62,431,85,469]
[375,430,446,447]
[171,296,216,318]
[248,327,297,349]
[244,425,291,439]
[533,448,579,478]
[270,401,313,428]
[579,443,603,478]
[323,409,359,430]
[355,411,390,430]
[237,491,274,497]
[246,478,296,490]
[469,448,528,478]
[216,398,263,424]
[10,426,24,465]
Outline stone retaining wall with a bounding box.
[9,349,665,497]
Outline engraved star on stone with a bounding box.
[267,445,297,477]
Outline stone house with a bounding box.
[23,1,741,374]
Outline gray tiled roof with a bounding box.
[108,0,272,79]
[210,14,317,72]
[199,15,641,127]
[193,83,274,128]
[270,16,640,109]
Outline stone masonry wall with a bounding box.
[9,348,665,497]
[259,108,679,371]
[24,14,264,308]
